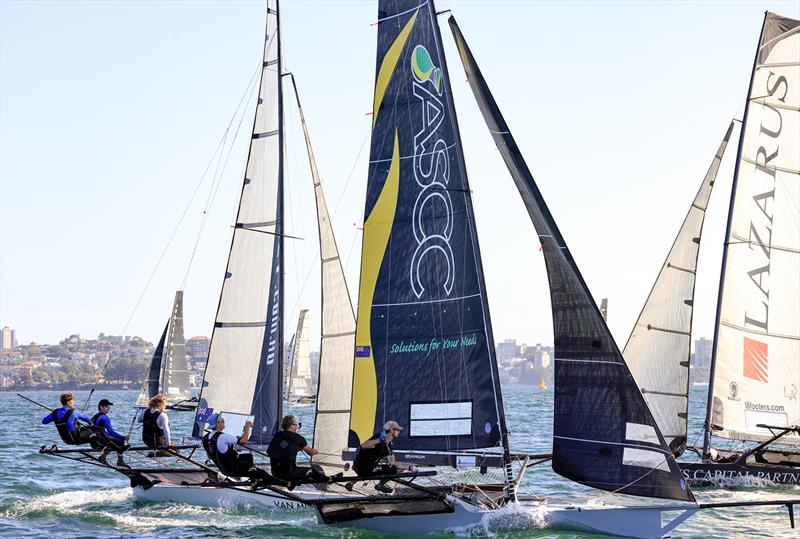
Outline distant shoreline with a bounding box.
[2,383,134,392]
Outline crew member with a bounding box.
[267,415,332,486]
[137,394,172,450]
[41,392,95,445]
[202,414,275,486]
[92,398,130,467]
[349,420,417,494]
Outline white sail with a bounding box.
[195,0,285,442]
[625,123,734,455]
[160,290,191,400]
[287,309,312,398]
[286,76,357,472]
[710,13,800,444]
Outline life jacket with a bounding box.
[267,431,298,477]
[353,433,392,476]
[92,412,105,428]
[141,409,164,448]
[203,431,239,476]
[53,408,79,445]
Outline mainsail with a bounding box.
[286,309,312,399]
[349,0,507,458]
[624,122,735,456]
[707,12,800,446]
[449,16,694,501]
[285,76,357,473]
[136,290,190,407]
[193,0,284,444]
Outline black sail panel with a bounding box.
[138,320,168,407]
[349,0,506,453]
[449,16,694,502]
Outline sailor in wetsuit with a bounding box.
[348,420,418,494]
[202,414,275,486]
[41,392,96,445]
[92,398,130,467]
[137,394,172,452]
[267,415,332,487]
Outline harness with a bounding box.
[203,431,239,475]
[53,408,79,445]
[141,409,164,448]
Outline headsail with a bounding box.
[624,122,735,457]
[193,0,284,444]
[349,0,507,456]
[137,320,168,408]
[707,12,800,446]
[285,75,357,472]
[449,16,694,501]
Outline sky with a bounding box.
[2,0,798,351]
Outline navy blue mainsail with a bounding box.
[349,0,506,456]
[449,15,694,502]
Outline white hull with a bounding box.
[132,483,314,511]
[334,496,699,539]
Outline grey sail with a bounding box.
[624,122,735,457]
[286,75,357,473]
[193,0,284,444]
[449,16,694,502]
[159,290,191,402]
[286,309,313,399]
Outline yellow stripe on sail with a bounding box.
[372,11,418,127]
[351,131,401,443]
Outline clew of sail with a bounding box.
[624,122,735,457]
[193,0,284,444]
[348,0,507,457]
[708,12,800,445]
[449,16,694,502]
[286,76,358,473]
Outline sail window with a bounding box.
[745,410,788,434]
[625,422,660,445]
[409,401,472,437]
[622,447,671,472]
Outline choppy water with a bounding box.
[2,386,797,538]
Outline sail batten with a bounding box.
[193,0,284,444]
[449,15,694,502]
[707,12,800,447]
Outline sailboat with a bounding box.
[135,290,196,411]
[284,309,315,403]
[41,0,356,511]
[624,12,800,486]
[301,2,799,537]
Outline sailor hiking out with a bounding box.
[91,398,130,467]
[202,414,275,486]
[347,420,417,494]
[267,415,334,487]
[41,392,96,446]
[137,394,172,452]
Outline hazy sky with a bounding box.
[2,0,798,351]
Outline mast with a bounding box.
[703,12,800,453]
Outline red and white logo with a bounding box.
[743,337,768,383]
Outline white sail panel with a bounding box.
[711,14,800,444]
[161,290,191,400]
[289,80,357,472]
[288,309,312,398]
[625,123,733,455]
[197,2,283,432]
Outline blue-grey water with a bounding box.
[1,386,797,538]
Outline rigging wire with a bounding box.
[81,63,263,412]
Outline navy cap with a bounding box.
[98,399,114,407]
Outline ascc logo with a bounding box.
[409,44,455,298]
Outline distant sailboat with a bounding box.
[135,290,195,411]
[284,309,315,403]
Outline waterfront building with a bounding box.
[1,326,16,351]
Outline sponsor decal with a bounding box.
[744,401,785,413]
[484,422,492,434]
[265,243,281,366]
[409,44,455,298]
[743,337,768,382]
[728,381,740,400]
[683,467,800,484]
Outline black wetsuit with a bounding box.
[267,430,326,483]
[42,407,94,445]
[353,433,397,478]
